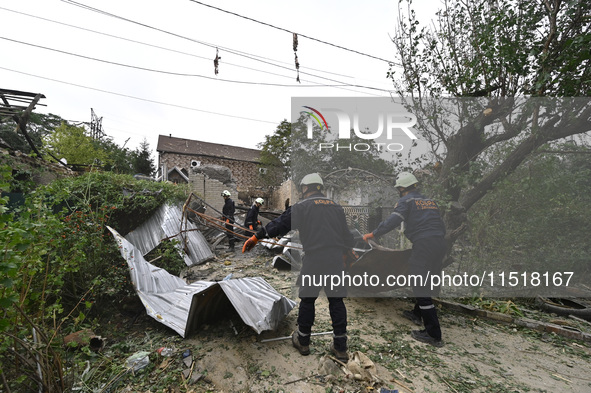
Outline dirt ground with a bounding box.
[119,245,591,393]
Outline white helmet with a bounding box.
[394,172,418,188]
[221,190,231,197]
[255,197,264,205]
[300,173,324,187]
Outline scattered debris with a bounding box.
[125,351,150,372]
[108,226,296,337]
[260,330,333,343]
[63,329,105,352]
[124,203,214,266]
[435,298,591,343]
[536,296,591,320]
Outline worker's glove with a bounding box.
[342,249,360,269]
[225,219,230,224]
[249,225,254,230]
[257,220,262,226]
[242,235,259,253]
[362,233,374,243]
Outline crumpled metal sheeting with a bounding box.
[124,203,214,266]
[111,226,186,293]
[219,278,296,334]
[108,226,296,337]
[138,282,219,337]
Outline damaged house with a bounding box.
[156,135,283,212]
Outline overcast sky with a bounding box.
[1,0,439,158]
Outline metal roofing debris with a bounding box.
[108,226,296,337]
[124,203,214,266]
[263,233,303,270]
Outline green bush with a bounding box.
[0,169,189,392]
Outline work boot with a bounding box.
[411,329,444,347]
[292,331,310,356]
[330,343,349,363]
[403,310,422,326]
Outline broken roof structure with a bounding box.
[0,88,46,122]
[124,203,214,266]
[108,226,296,337]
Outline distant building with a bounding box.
[156,134,282,209]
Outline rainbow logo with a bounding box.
[301,106,329,131]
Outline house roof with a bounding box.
[157,135,261,163]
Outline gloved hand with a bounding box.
[362,233,374,242]
[257,220,262,226]
[242,235,258,253]
[342,249,360,269]
[249,225,254,230]
[225,219,230,224]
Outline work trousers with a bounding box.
[297,296,347,350]
[408,236,446,340]
[225,222,235,247]
[296,248,348,351]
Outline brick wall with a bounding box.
[188,172,237,216]
[272,179,297,210]
[159,152,264,190]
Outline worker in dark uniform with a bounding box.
[242,173,354,362]
[221,190,236,251]
[363,172,447,347]
[244,197,264,231]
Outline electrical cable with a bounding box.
[55,1,399,89]
[0,6,355,80]
[1,36,393,94]
[0,66,278,124]
[186,0,397,65]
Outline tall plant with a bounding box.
[0,170,188,392]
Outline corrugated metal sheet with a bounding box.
[108,226,296,337]
[218,277,297,334]
[124,203,214,266]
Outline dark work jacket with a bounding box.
[222,198,235,222]
[256,192,354,253]
[373,190,446,243]
[244,204,260,228]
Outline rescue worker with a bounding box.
[244,197,264,231]
[242,173,354,362]
[221,190,236,251]
[363,172,446,347]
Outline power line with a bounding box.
[56,1,399,86]
[0,6,355,80]
[56,0,323,74]
[0,66,278,125]
[0,36,393,94]
[186,0,398,65]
